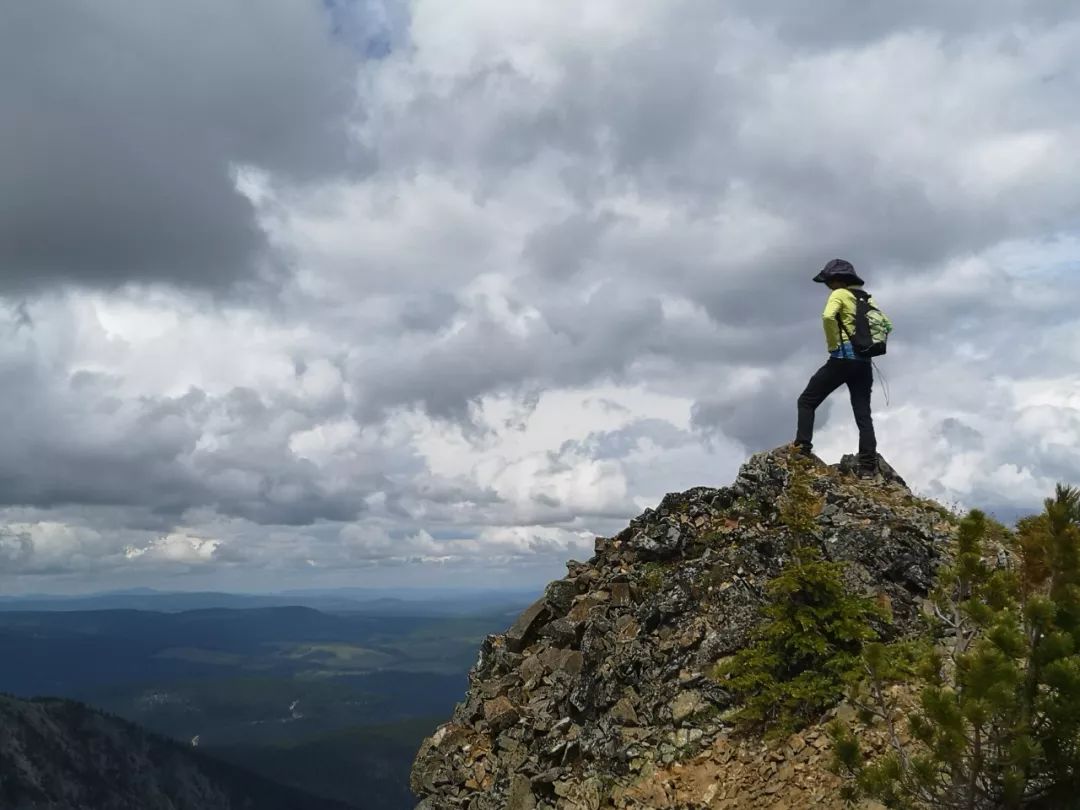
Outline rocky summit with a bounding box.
[411,449,957,809]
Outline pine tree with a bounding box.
[833,486,1080,809]
[719,545,885,736]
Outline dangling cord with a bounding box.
[872,359,891,406]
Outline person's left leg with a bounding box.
[846,361,877,471]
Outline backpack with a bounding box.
[839,289,890,358]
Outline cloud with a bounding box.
[124,533,221,565]
[0,296,381,525]
[335,523,593,566]
[259,8,1080,419]
[0,0,371,292]
[3,1,1080,591]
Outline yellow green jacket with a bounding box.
[822,287,892,358]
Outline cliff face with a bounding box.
[0,694,354,810]
[411,449,956,809]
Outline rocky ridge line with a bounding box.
[411,449,956,809]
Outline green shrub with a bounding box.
[716,545,886,737]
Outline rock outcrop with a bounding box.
[411,449,955,809]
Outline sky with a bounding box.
[2,0,1079,595]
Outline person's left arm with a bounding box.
[822,290,844,350]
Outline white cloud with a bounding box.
[125,533,221,565]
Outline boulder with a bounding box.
[505,598,551,653]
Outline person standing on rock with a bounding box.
[794,259,892,479]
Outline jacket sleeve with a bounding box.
[821,290,843,351]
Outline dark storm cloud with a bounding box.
[347,284,688,422]
[0,360,372,526]
[398,291,461,333]
[559,420,688,461]
[524,213,614,280]
[0,0,361,292]
[934,418,985,451]
[691,388,796,452]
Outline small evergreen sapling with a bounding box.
[718,545,886,736]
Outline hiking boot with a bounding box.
[856,465,879,481]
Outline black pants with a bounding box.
[795,358,876,468]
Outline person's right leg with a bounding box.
[795,360,847,455]
[846,361,877,472]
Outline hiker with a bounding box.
[794,259,892,479]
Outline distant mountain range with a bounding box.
[0,587,539,616]
[0,693,358,810]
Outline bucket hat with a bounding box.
[812,258,865,285]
